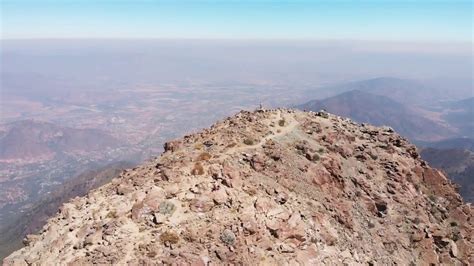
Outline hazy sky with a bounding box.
[1,0,472,41]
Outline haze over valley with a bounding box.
[1,39,472,259]
[2,0,474,263]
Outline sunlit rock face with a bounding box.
[5,109,473,265]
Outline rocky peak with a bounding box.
[4,109,473,265]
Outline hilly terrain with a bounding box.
[304,77,467,106]
[0,120,128,215]
[296,90,452,141]
[0,120,120,162]
[5,109,472,265]
[440,97,474,138]
[0,120,136,260]
[417,137,474,152]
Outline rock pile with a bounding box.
[4,109,473,265]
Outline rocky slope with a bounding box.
[420,148,474,203]
[4,109,473,265]
[0,161,134,260]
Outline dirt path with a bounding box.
[226,110,299,155]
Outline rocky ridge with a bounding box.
[4,109,473,265]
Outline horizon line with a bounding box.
[1,37,472,45]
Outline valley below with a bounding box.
[1,40,472,260]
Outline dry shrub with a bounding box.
[197,152,212,161]
[106,210,118,219]
[278,119,286,126]
[194,143,204,150]
[160,231,179,244]
[147,251,157,258]
[226,142,237,148]
[191,162,205,175]
[243,138,254,145]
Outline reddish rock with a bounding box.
[295,244,318,264]
[255,197,275,214]
[131,201,152,221]
[322,156,342,177]
[277,213,306,242]
[310,166,332,186]
[212,188,228,205]
[5,109,473,266]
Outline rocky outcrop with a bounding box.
[4,109,473,265]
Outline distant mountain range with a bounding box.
[306,77,468,106]
[440,97,474,138]
[296,89,453,141]
[0,120,120,162]
[416,137,474,152]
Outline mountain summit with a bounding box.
[4,109,472,265]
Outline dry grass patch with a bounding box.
[194,143,204,150]
[191,162,205,175]
[197,152,212,161]
[278,119,286,126]
[243,138,255,145]
[160,231,179,244]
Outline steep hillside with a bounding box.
[0,161,134,260]
[4,109,472,265]
[296,90,452,141]
[420,148,474,203]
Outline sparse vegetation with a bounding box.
[7,109,472,264]
[106,210,118,219]
[191,162,205,175]
[220,229,236,245]
[197,152,212,161]
[243,138,255,145]
[159,201,176,215]
[306,153,320,162]
[245,187,257,196]
[147,251,157,258]
[194,143,204,150]
[160,231,179,244]
[412,217,421,225]
[369,153,378,160]
[226,142,237,148]
[278,119,286,126]
[428,194,437,202]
